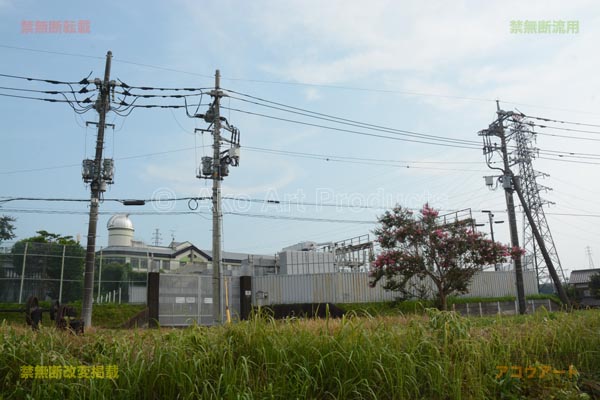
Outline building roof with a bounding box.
[107,214,134,231]
[569,269,600,285]
[580,297,600,307]
[203,250,248,262]
[99,245,174,258]
[98,242,273,264]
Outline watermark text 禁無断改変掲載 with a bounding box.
[20,364,118,379]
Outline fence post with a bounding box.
[466,302,470,316]
[514,300,518,314]
[119,287,122,304]
[18,242,29,304]
[97,250,103,303]
[497,301,501,314]
[548,299,552,311]
[479,302,483,317]
[531,300,535,312]
[58,245,66,303]
[147,272,160,328]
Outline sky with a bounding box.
[0,0,599,279]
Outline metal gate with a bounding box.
[158,273,242,326]
[158,274,213,326]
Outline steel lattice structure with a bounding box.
[509,115,566,288]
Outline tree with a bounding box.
[370,204,523,310]
[0,215,16,245]
[590,273,600,299]
[12,231,85,302]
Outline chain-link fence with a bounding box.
[0,244,147,304]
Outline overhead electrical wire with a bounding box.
[222,106,482,150]
[523,113,600,129]
[0,72,90,85]
[221,89,600,161]
[0,144,485,175]
[4,70,600,163]
[6,43,600,119]
[226,91,481,147]
[0,207,376,224]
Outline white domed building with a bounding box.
[97,214,260,273]
[107,214,135,247]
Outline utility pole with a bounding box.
[481,210,504,271]
[212,70,223,324]
[500,131,527,315]
[479,102,527,314]
[194,70,241,325]
[81,51,115,328]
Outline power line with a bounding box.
[524,113,600,129]
[5,43,600,119]
[229,105,600,160]
[0,207,376,224]
[3,69,600,161]
[0,85,96,95]
[223,106,482,150]
[0,72,89,85]
[227,93,481,147]
[0,92,77,103]
[243,145,482,164]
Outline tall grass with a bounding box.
[1,309,599,399]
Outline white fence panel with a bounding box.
[253,271,538,306]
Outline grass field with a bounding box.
[1,308,599,399]
[0,302,146,328]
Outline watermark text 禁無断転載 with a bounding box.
[21,20,91,34]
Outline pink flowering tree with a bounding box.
[370,204,524,311]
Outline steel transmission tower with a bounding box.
[479,103,570,308]
[510,115,567,289]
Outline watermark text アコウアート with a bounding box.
[496,364,578,379]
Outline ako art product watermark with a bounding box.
[510,20,579,34]
[21,20,91,34]
[20,365,118,379]
[496,365,578,380]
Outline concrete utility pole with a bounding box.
[81,51,113,328]
[479,102,527,314]
[194,69,240,324]
[212,70,223,324]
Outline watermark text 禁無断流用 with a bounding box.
[510,20,579,34]
[21,20,91,34]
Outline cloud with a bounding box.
[304,88,321,101]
